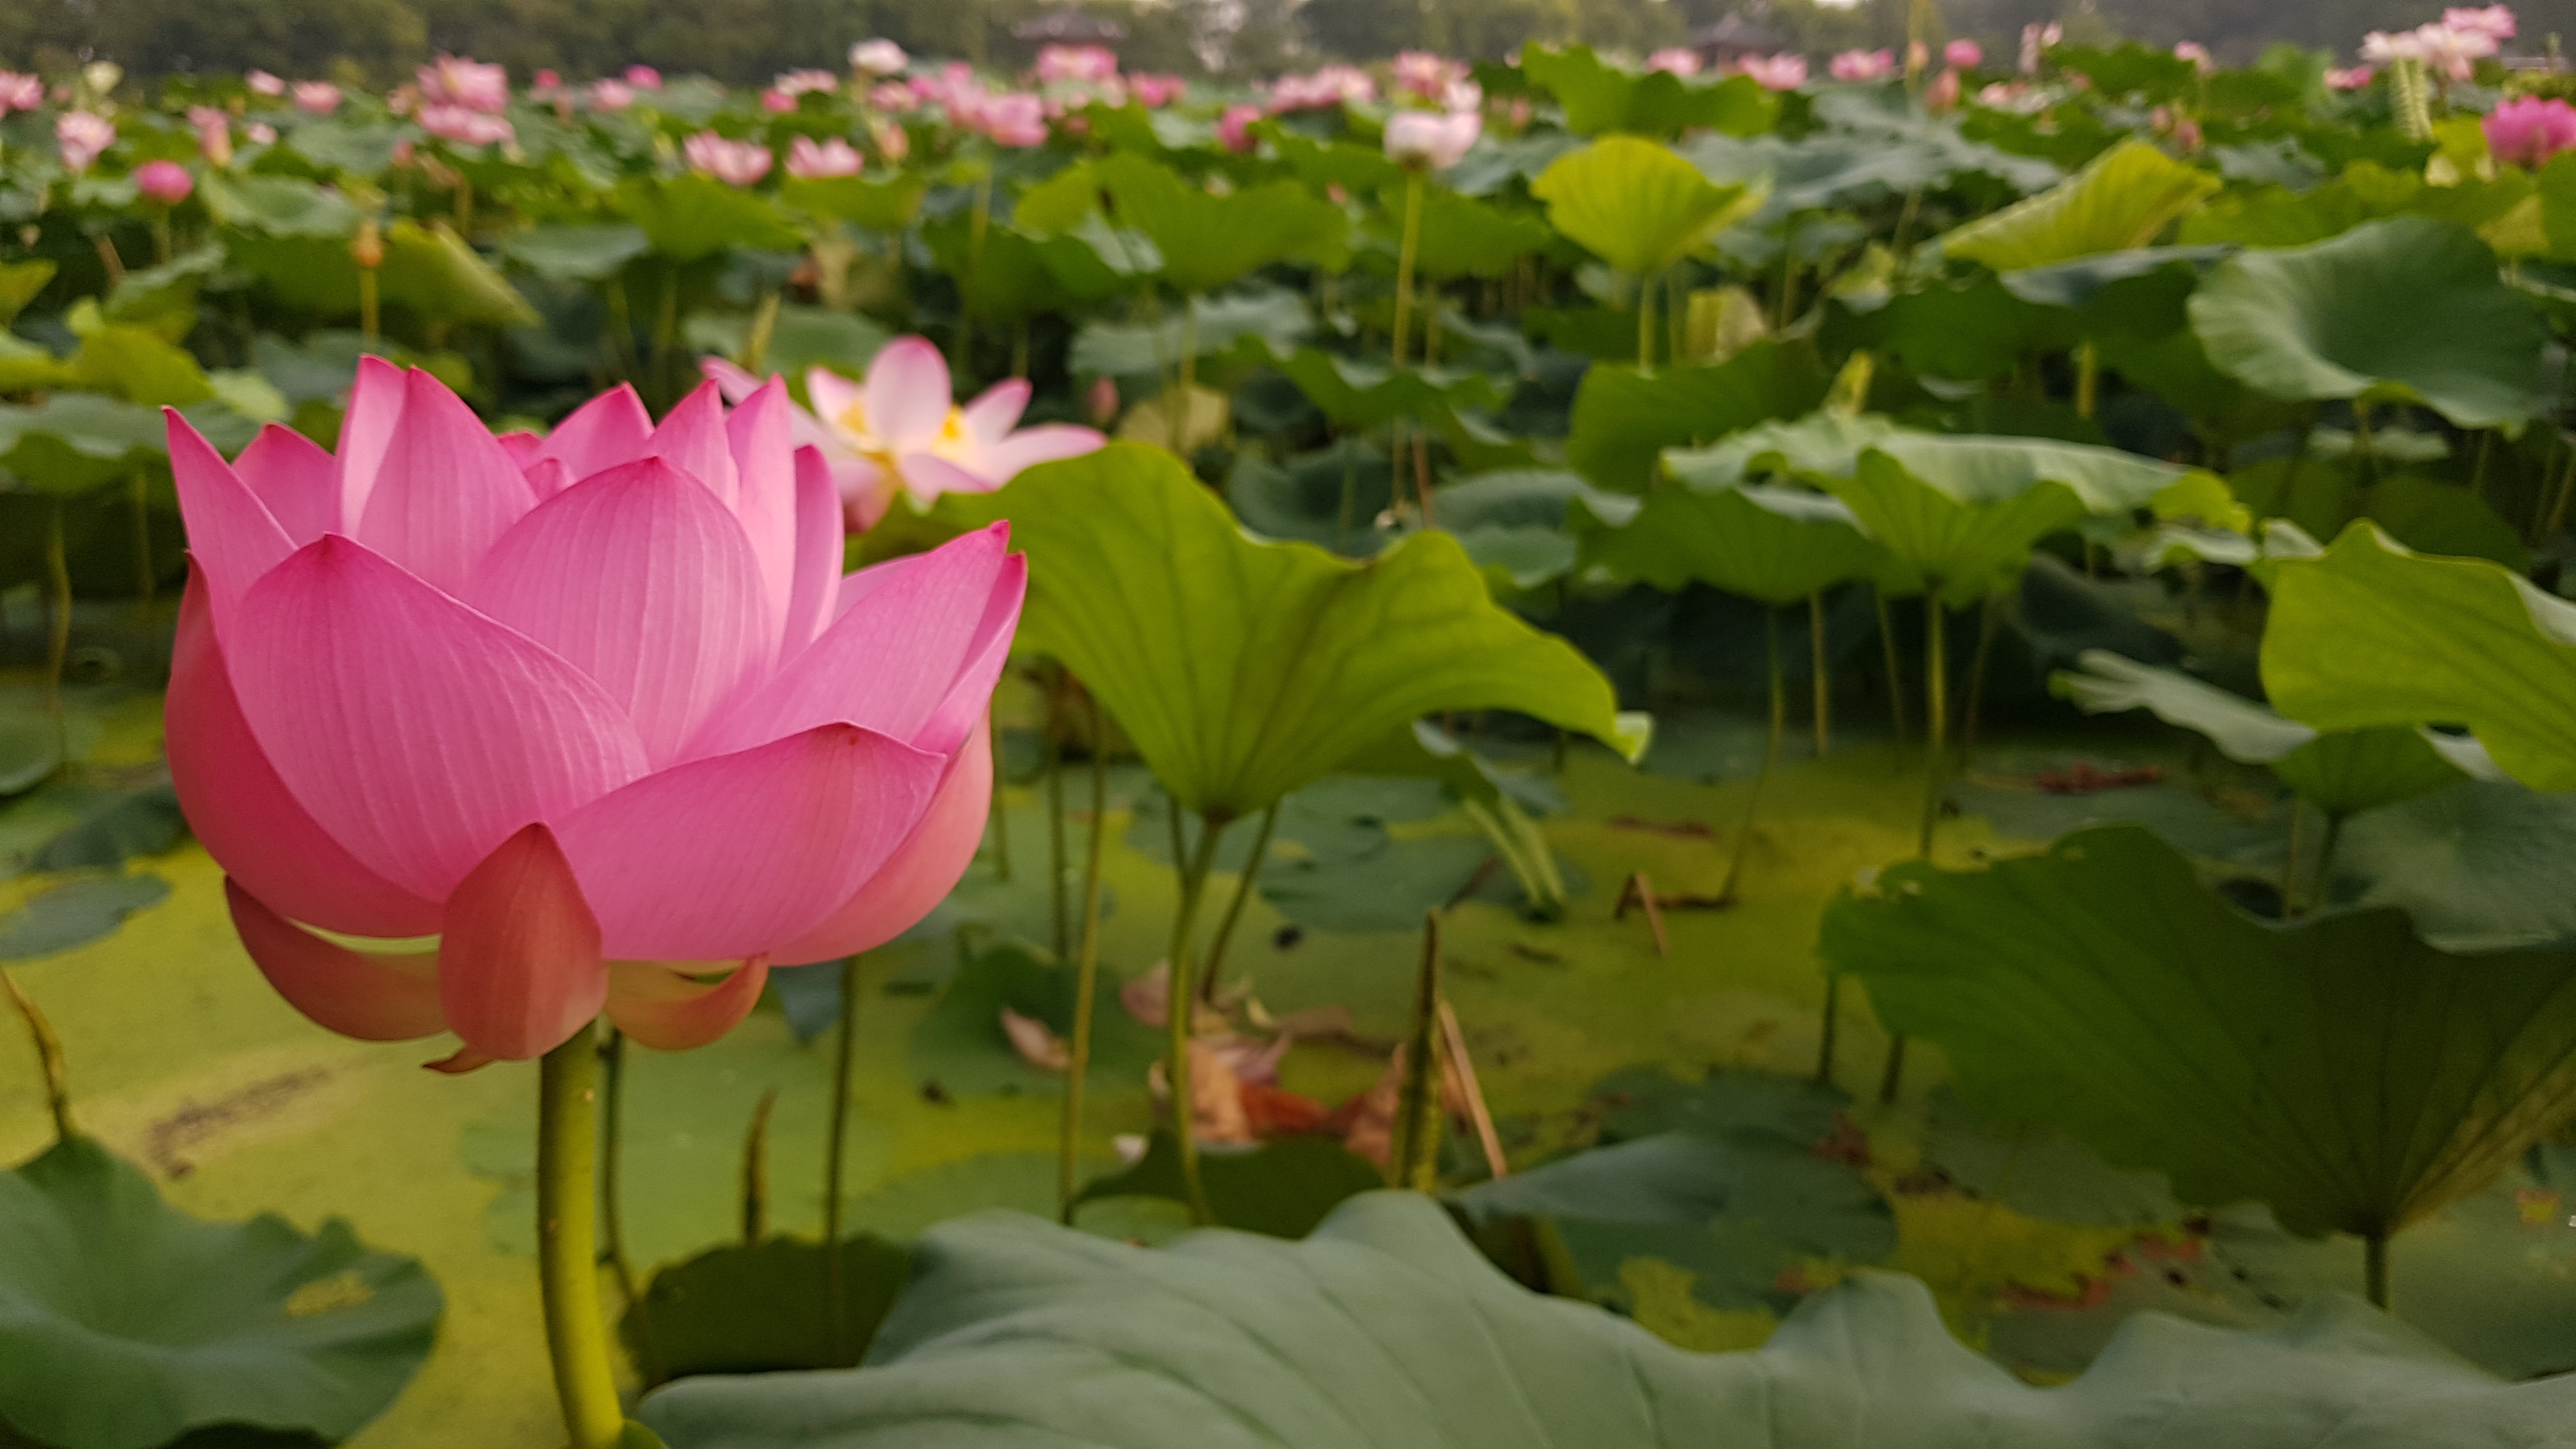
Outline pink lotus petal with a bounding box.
[553,724,945,959]
[164,411,295,637]
[804,367,865,432]
[608,957,772,1050]
[167,574,443,937]
[914,558,1025,756]
[226,879,446,1041]
[864,335,952,447]
[229,535,649,900]
[496,430,544,464]
[702,357,762,404]
[354,367,540,596]
[774,717,992,963]
[437,824,608,1061]
[335,355,407,533]
[841,457,899,531]
[782,445,845,659]
[649,381,740,510]
[526,457,573,500]
[468,458,772,769]
[233,423,341,545]
[726,376,800,645]
[959,378,1032,445]
[893,450,996,505]
[530,383,655,483]
[688,523,1015,758]
[977,424,1107,482]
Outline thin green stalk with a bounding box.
[1810,592,1831,757]
[1391,173,1425,369]
[824,953,861,1353]
[652,265,680,407]
[1918,594,1950,859]
[1196,802,1278,1002]
[1875,588,1908,760]
[1392,908,1445,1191]
[1176,296,1202,441]
[2073,341,2099,419]
[2471,430,2494,509]
[2313,813,2346,914]
[987,703,1012,882]
[1165,814,1230,1224]
[2281,799,2306,919]
[1046,714,1068,963]
[1815,976,1841,1087]
[3,969,73,1146]
[2354,401,2381,484]
[1720,608,1786,904]
[1959,595,2002,759]
[2547,441,2576,540]
[602,275,636,383]
[1636,268,1658,376]
[1336,436,1358,552]
[599,1029,657,1387]
[2365,1230,2391,1310]
[537,1025,627,1449]
[1059,698,1111,1220]
[43,503,70,774]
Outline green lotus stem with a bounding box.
[1392,908,1446,1191]
[652,265,680,406]
[1636,268,1658,376]
[1720,608,1786,904]
[1176,296,1202,443]
[1773,249,1797,330]
[2470,431,2493,508]
[358,264,380,342]
[1196,801,1278,1004]
[2391,55,2432,141]
[2365,1230,2391,1310]
[2281,800,2306,919]
[1011,323,1031,381]
[1059,697,1111,1220]
[601,275,634,381]
[987,703,1012,882]
[2545,442,2576,540]
[1918,592,1949,859]
[1166,813,1230,1225]
[1045,705,1068,963]
[1959,595,2002,759]
[1815,976,1841,1087]
[2313,813,2347,914]
[537,1025,629,1449]
[824,953,861,1351]
[740,1088,778,1244]
[3,969,72,1146]
[1875,588,1909,760]
[1391,172,1425,369]
[454,173,474,236]
[1337,436,1358,552]
[150,212,172,266]
[1811,592,1831,757]
[599,1028,657,1386]
[2074,342,2099,419]
[739,288,781,376]
[2353,400,2380,484]
[1667,269,1685,366]
[43,502,70,775]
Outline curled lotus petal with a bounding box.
[225,879,447,1042]
[608,957,772,1051]
[437,824,608,1061]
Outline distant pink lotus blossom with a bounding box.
[1392,50,1468,100]
[2324,65,2376,89]
[875,123,910,164]
[776,68,839,96]
[627,65,663,89]
[589,79,634,110]
[1945,39,1983,68]
[420,104,514,147]
[420,55,509,113]
[1218,102,1262,152]
[1645,48,1703,76]
[533,69,562,92]
[1925,66,1963,112]
[1735,53,1809,90]
[187,105,233,165]
[1830,49,1897,81]
[167,366,1024,1064]
[686,132,773,185]
[972,91,1050,146]
[870,81,919,112]
[0,71,45,116]
[786,135,866,178]
[134,158,194,204]
[851,40,909,77]
[2368,21,2496,79]
[1037,43,1120,84]
[2021,21,2062,73]
[247,70,286,96]
[703,337,1106,530]
[2174,41,2214,74]
[1384,107,1480,171]
[760,89,797,112]
[1130,72,1187,107]
[2486,93,2576,165]
[2446,5,2517,39]
[247,122,278,145]
[55,112,114,172]
[1271,65,1376,111]
[1087,376,1119,427]
[293,81,342,114]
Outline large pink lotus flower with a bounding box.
[56,112,114,172]
[1735,53,1809,90]
[786,135,866,178]
[686,132,774,185]
[0,72,43,116]
[2487,94,2576,166]
[703,337,1104,530]
[1384,108,1481,171]
[293,81,342,114]
[1830,49,1897,81]
[165,365,1023,1068]
[420,55,509,113]
[134,159,194,205]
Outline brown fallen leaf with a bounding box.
[1000,1006,1069,1071]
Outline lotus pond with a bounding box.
[6,16,2576,1449]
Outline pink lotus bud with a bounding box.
[588,79,634,111]
[626,65,663,89]
[1945,40,1983,68]
[785,135,866,178]
[134,158,194,204]
[55,112,114,172]
[851,40,910,77]
[247,70,286,96]
[1908,40,1930,71]
[1087,376,1119,427]
[2325,65,2377,90]
[2020,21,2062,73]
[1218,102,1262,153]
[2486,94,2576,167]
[1925,66,1963,112]
[0,71,43,116]
[2174,41,2214,75]
[534,69,562,91]
[293,81,341,114]
[246,121,277,145]
[189,105,234,165]
[761,89,796,112]
[1384,107,1480,171]
[684,131,774,185]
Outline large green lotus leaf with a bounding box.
[1575,482,1886,606]
[1840,276,2086,381]
[779,172,929,233]
[2356,474,2527,570]
[684,305,891,382]
[948,444,1637,817]
[200,174,362,239]
[1661,412,1908,489]
[1563,342,1830,492]
[1869,433,2192,514]
[229,220,536,326]
[0,393,168,495]
[1817,450,2087,603]
[0,259,56,326]
[2186,216,2545,429]
[1376,187,1554,280]
[1069,286,1312,378]
[1522,45,1778,140]
[640,1190,2576,1447]
[0,875,171,960]
[1937,141,2223,272]
[501,222,652,282]
[1094,155,1346,295]
[1264,346,1501,431]
[2263,523,2576,790]
[1073,1131,1386,1240]
[0,1136,441,1449]
[1531,136,1762,279]
[615,174,804,263]
[1223,438,1393,553]
[922,217,1122,319]
[1820,825,2576,1239]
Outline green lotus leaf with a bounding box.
[1522,45,1779,140]
[1937,141,2222,273]
[1820,825,2576,1241]
[1070,286,1312,378]
[1575,482,1887,605]
[1661,411,1908,489]
[1532,135,1763,279]
[2262,522,2576,790]
[2186,216,2545,429]
[615,174,804,263]
[0,1136,442,1449]
[1264,346,1501,431]
[1094,154,1346,295]
[640,1190,2576,1447]
[501,222,652,282]
[778,172,929,233]
[199,173,363,239]
[623,1235,911,1386]
[946,444,1639,817]
[1811,441,2181,603]
[1377,187,1554,280]
[1564,342,1830,491]
[0,259,57,326]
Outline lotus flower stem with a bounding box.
[2281,800,2306,918]
[1918,594,1950,859]
[598,1027,658,1386]
[1337,437,1359,552]
[2073,342,2099,418]
[1875,588,1909,760]
[1720,608,1785,903]
[956,170,994,383]
[1636,268,1659,376]
[2312,813,2347,914]
[1059,697,1110,1220]
[824,953,862,1344]
[2,969,72,1146]
[1393,908,1446,1191]
[1046,697,1068,962]
[1167,812,1230,1223]
[1391,173,1425,370]
[537,1024,629,1449]
[1811,592,1832,756]
[1176,296,1202,437]
[740,1087,778,1243]
[42,502,69,773]
[1815,976,1841,1087]
[2364,1230,2391,1310]
[1197,801,1279,1001]
[1960,595,2002,759]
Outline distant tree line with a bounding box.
[6,0,2576,84]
